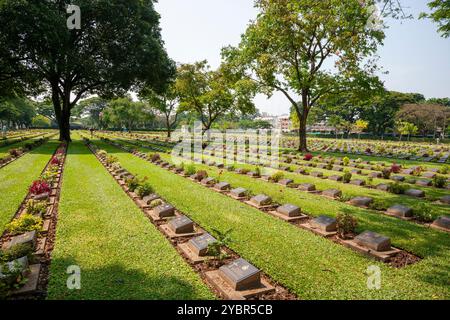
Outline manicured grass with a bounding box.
[309,149,449,170]
[0,140,59,234]
[0,133,50,159]
[46,136,213,300]
[94,138,450,300]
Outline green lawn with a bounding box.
[0,133,51,159]
[93,137,450,300]
[0,139,58,234]
[46,136,214,300]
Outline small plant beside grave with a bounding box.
[5,214,43,236]
[342,171,352,183]
[29,180,51,195]
[412,204,434,223]
[136,182,154,198]
[432,175,447,188]
[207,228,233,262]
[270,171,284,183]
[125,176,145,192]
[106,155,119,166]
[336,213,358,239]
[388,182,407,195]
[184,164,196,176]
[25,199,47,216]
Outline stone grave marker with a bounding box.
[405,189,425,198]
[354,231,391,251]
[391,176,405,182]
[278,179,293,186]
[5,231,37,250]
[432,216,450,231]
[369,172,382,178]
[168,215,194,234]
[311,171,323,178]
[154,204,175,218]
[348,196,373,207]
[276,204,301,217]
[322,189,342,198]
[219,258,261,291]
[416,179,432,187]
[201,177,216,186]
[230,188,247,198]
[214,182,231,191]
[250,194,272,207]
[298,183,316,192]
[311,216,337,232]
[440,195,450,204]
[328,175,343,182]
[349,179,365,186]
[386,205,413,218]
[376,184,389,191]
[188,233,217,257]
[422,172,436,179]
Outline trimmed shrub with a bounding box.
[336,213,358,239]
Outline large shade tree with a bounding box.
[0,0,174,141]
[223,0,385,151]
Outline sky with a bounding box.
[155,0,450,116]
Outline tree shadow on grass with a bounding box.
[47,257,211,300]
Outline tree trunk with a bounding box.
[166,116,171,138]
[298,118,308,152]
[59,108,71,142]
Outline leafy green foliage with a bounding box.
[6,214,42,235]
[336,213,358,239]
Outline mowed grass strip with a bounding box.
[46,137,213,300]
[0,139,59,233]
[0,133,50,159]
[96,139,450,300]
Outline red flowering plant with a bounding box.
[50,156,60,165]
[390,163,402,173]
[303,153,313,161]
[29,180,51,195]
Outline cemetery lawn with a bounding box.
[309,150,448,170]
[46,136,214,300]
[0,139,59,234]
[116,136,449,219]
[95,138,450,300]
[0,134,48,159]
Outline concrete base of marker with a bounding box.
[146,209,179,222]
[244,201,275,210]
[178,242,225,264]
[339,239,401,262]
[299,222,337,238]
[268,210,308,222]
[160,224,203,239]
[204,270,274,300]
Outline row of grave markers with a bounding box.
[85,137,289,300]
[107,139,422,266]
[0,142,67,297]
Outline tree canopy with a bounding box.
[0,0,174,141]
[223,0,385,151]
